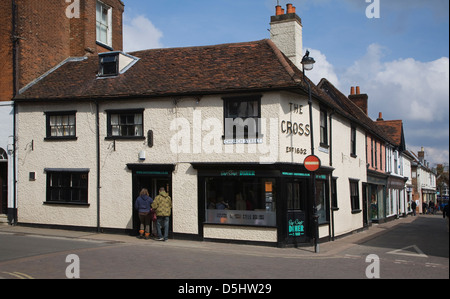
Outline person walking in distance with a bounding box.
[443,204,449,233]
[134,188,153,239]
[152,187,172,241]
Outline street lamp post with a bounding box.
[301,50,320,253]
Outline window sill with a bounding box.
[105,136,145,141]
[44,201,90,207]
[351,209,362,214]
[96,41,113,51]
[44,136,78,141]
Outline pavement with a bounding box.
[0,214,426,259]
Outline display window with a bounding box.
[205,177,277,227]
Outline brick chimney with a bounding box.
[348,86,368,115]
[376,112,384,121]
[270,3,303,69]
[418,147,425,163]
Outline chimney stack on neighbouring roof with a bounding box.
[270,3,303,69]
[377,112,384,121]
[348,86,369,115]
[418,147,425,163]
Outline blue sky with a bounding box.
[122,0,449,165]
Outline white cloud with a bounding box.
[123,15,164,52]
[305,48,341,88]
[334,43,449,164]
[340,44,449,123]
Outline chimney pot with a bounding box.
[275,5,283,16]
[287,3,296,14]
[350,86,355,95]
[356,86,361,95]
[377,112,383,121]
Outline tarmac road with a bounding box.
[0,214,448,280]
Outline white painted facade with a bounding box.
[16,87,368,244]
[0,101,15,222]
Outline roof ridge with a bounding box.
[128,39,269,55]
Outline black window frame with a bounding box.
[45,169,89,205]
[350,125,357,157]
[105,109,145,140]
[350,179,361,213]
[98,53,119,77]
[44,111,77,141]
[222,95,262,142]
[319,107,328,147]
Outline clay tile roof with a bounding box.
[376,119,405,149]
[15,39,316,101]
[317,78,393,142]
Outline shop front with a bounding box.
[367,170,388,223]
[193,163,330,247]
[127,164,175,236]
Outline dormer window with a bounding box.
[99,53,119,76]
[98,52,140,78]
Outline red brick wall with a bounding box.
[0,0,124,96]
[0,0,14,101]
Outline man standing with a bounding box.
[152,187,172,241]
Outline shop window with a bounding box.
[205,176,276,227]
[331,178,338,209]
[106,109,144,139]
[315,179,329,223]
[45,111,77,140]
[46,170,89,204]
[223,96,261,143]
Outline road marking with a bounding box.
[2,272,34,279]
[387,245,428,258]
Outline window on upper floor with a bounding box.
[223,96,262,143]
[45,111,77,140]
[96,1,112,47]
[350,125,356,157]
[319,107,328,147]
[350,179,361,213]
[106,109,144,139]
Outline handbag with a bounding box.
[150,209,157,222]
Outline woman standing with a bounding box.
[134,188,153,239]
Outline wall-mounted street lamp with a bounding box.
[301,50,320,253]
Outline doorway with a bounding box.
[285,179,309,244]
[132,173,171,237]
[0,156,7,215]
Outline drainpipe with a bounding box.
[95,100,101,233]
[11,0,18,225]
[329,110,335,241]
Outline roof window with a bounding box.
[98,51,139,78]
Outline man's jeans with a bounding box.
[156,216,170,240]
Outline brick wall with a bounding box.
[0,0,14,101]
[0,0,124,96]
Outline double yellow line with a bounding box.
[2,271,34,279]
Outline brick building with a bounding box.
[0,0,124,223]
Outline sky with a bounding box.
[121,0,449,166]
